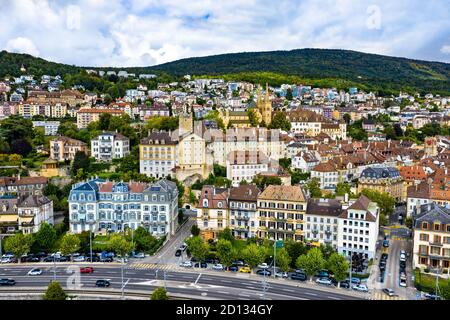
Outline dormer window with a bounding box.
[422,222,428,229]
[203,199,208,208]
[434,224,440,231]
[218,202,223,208]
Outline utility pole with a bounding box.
[89,229,93,263]
[53,256,56,281]
[121,257,125,299]
[164,271,167,290]
[349,250,352,290]
[273,241,276,278]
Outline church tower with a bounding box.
[179,111,193,136]
[257,83,272,126]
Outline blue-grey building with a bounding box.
[68,178,179,238]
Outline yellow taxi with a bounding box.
[239,266,251,273]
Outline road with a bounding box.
[0,264,364,300]
[143,217,194,265]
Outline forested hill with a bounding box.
[1,49,450,95]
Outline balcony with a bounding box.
[268,228,295,234]
[235,215,250,221]
[233,225,249,231]
[429,241,443,247]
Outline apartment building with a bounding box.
[337,195,380,259]
[226,150,270,187]
[196,186,229,240]
[91,132,130,162]
[0,176,48,197]
[17,195,54,234]
[68,179,179,238]
[305,198,342,248]
[357,167,404,201]
[32,121,60,136]
[140,131,177,179]
[228,185,260,239]
[288,109,347,140]
[50,136,88,162]
[77,108,125,129]
[413,203,450,270]
[257,185,307,241]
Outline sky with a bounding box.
[0,0,449,67]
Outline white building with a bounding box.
[292,151,320,173]
[305,198,341,249]
[32,121,60,136]
[17,195,54,234]
[91,132,130,162]
[226,151,270,187]
[337,195,380,260]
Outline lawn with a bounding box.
[414,269,449,294]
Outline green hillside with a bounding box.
[1,49,449,95]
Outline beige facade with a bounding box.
[77,108,125,129]
[50,136,88,162]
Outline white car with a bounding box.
[0,257,11,264]
[2,254,14,259]
[352,284,369,292]
[179,243,188,251]
[73,256,85,262]
[133,252,145,259]
[258,263,269,269]
[212,264,224,271]
[316,278,333,285]
[180,261,193,268]
[399,278,407,287]
[399,253,407,262]
[28,268,43,276]
[275,271,289,278]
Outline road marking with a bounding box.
[327,296,341,300]
[239,293,251,297]
[195,273,202,285]
[282,289,295,292]
[245,286,257,290]
[218,291,229,294]
[304,292,318,296]
[220,280,232,283]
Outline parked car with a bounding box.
[43,256,55,262]
[35,252,47,259]
[179,243,188,251]
[27,268,43,276]
[383,240,389,247]
[0,278,16,286]
[315,270,330,278]
[339,281,350,288]
[73,256,85,262]
[239,266,251,273]
[1,253,14,259]
[275,271,289,278]
[347,277,361,285]
[352,284,369,292]
[26,256,40,263]
[133,252,145,259]
[424,293,441,300]
[258,263,269,269]
[233,261,245,266]
[399,253,407,262]
[212,264,224,271]
[0,257,12,264]
[256,269,271,276]
[382,288,396,297]
[180,261,193,268]
[381,253,388,261]
[290,273,307,281]
[86,256,100,262]
[228,266,238,272]
[59,256,70,262]
[175,249,182,257]
[399,278,407,287]
[100,257,113,263]
[80,267,94,274]
[95,280,110,288]
[316,277,333,286]
[194,262,208,268]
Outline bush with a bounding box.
[151,287,169,300]
[43,281,67,300]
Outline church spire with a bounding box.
[265,83,270,101]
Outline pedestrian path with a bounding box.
[371,291,406,300]
[127,263,182,271]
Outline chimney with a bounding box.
[344,193,349,203]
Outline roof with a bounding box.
[99,182,148,193]
[94,132,129,141]
[198,185,228,209]
[0,176,48,187]
[141,131,177,145]
[51,136,87,146]
[360,167,401,179]
[312,162,336,173]
[258,185,306,202]
[78,108,124,114]
[348,195,371,211]
[414,203,450,228]
[227,150,269,165]
[17,195,51,208]
[229,185,260,202]
[306,198,342,217]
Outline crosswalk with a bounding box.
[371,291,405,300]
[127,263,182,271]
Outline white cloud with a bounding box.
[0,0,448,66]
[6,37,40,56]
[441,45,450,54]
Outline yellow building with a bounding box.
[76,108,125,129]
[256,83,272,126]
[40,159,66,178]
[219,109,252,128]
[257,185,307,241]
[139,131,177,179]
[357,167,405,201]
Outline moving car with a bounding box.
[256,269,271,276]
[27,268,43,276]
[0,278,16,286]
[180,261,193,268]
[424,293,441,300]
[95,280,110,287]
[258,263,269,269]
[212,264,224,271]
[383,239,389,247]
[175,249,182,257]
[275,271,289,278]
[352,284,369,292]
[381,253,388,261]
[80,267,94,274]
[290,273,307,281]
[239,266,251,273]
[382,288,396,297]
[316,277,333,286]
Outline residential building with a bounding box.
[196,186,229,240]
[77,108,125,129]
[257,185,307,241]
[0,176,48,196]
[357,167,404,201]
[292,151,320,173]
[140,131,177,179]
[413,203,450,270]
[311,162,339,190]
[288,109,347,140]
[68,179,179,238]
[32,121,60,136]
[17,195,54,234]
[228,185,260,239]
[50,136,88,162]
[305,198,342,248]
[91,132,130,162]
[407,180,450,218]
[226,150,270,187]
[337,195,380,259]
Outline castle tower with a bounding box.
[179,112,193,136]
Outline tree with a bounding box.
[132,227,157,252]
[103,94,113,105]
[241,244,266,271]
[361,189,395,219]
[4,233,33,262]
[218,227,234,243]
[216,239,237,268]
[284,240,308,268]
[343,113,351,125]
[441,280,450,300]
[319,244,335,260]
[99,113,112,130]
[269,111,291,131]
[72,151,90,176]
[60,234,80,259]
[405,217,413,229]
[151,287,169,300]
[327,253,349,287]
[306,178,322,198]
[109,234,134,258]
[247,109,260,127]
[335,182,351,197]
[10,138,33,156]
[286,88,293,101]
[34,223,57,252]
[43,281,67,300]
[295,247,325,281]
[275,248,291,272]
[191,224,200,237]
[186,236,209,261]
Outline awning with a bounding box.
[0,215,19,223]
[20,217,34,223]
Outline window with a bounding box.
[422,222,428,229]
[434,224,440,231]
[420,234,429,241]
